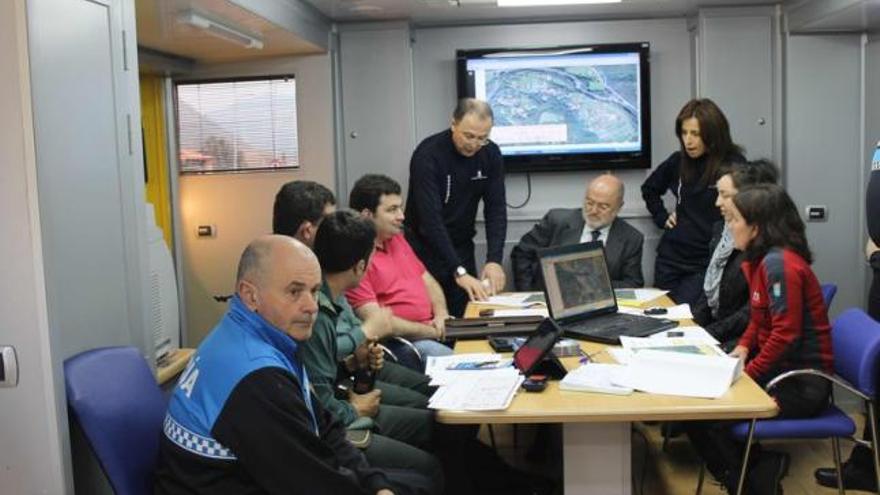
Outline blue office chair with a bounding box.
[696,308,880,495]
[379,336,425,371]
[668,284,841,456]
[64,346,168,495]
[821,283,838,311]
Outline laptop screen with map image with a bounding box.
[538,241,677,344]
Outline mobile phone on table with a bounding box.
[522,374,548,392]
[489,337,514,353]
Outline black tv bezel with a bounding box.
[456,42,651,174]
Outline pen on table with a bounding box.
[578,348,590,365]
[579,348,604,364]
[447,360,499,369]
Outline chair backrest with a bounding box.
[832,308,880,398]
[381,337,424,371]
[64,346,167,495]
[821,283,838,311]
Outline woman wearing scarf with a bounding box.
[686,183,833,495]
[692,160,779,351]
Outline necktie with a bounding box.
[590,230,601,242]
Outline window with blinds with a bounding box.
[175,77,299,173]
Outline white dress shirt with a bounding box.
[580,223,611,244]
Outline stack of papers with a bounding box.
[605,334,742,399]
[559,363,633,395]
[425,354,523,411]
[428,368,523,411]
[619,350,743,399]
[619,334,725,356]
[425,353,502,386]
[610,332,724,365]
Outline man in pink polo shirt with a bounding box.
[347,174,453,358]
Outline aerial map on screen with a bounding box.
[553,254,609,310]
[468,52,642,155]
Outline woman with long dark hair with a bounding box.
[641,98,744,304]
[686,184,833,495]
[692,160,779,351]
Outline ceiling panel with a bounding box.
[136,0,324,65]
[305,0,783,25]
[788,0,880,33]
[135,0,793,66]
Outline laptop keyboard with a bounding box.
[566,313,672,337]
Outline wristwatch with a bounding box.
[454,266,467,278]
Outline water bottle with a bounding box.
[352,367,375,394]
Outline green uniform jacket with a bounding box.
[300,282,360,426]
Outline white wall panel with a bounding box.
[786,34,865,316]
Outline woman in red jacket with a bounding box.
[686,183,833,495]
[728,184,834,391]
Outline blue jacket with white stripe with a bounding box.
[154,295,391,494]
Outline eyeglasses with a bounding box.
[585,200,613,213]
[456,129,491,146]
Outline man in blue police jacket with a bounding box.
[154,235,434,495]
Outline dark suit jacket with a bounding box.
[511,208,644,291]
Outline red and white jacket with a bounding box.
[737,247,833,385]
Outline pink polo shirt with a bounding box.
[346,233,434,324]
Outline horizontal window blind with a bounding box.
[176,77,298,173]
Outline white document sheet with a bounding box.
[606,347,635,365]
[619,335,726,357]
[648,326,719,344]
[614,288,669,305]
[618,303,694,320]
[559,363,633,395]
[428,368,524,411]
[617,350,741,399]
[424,353,504,386]
[492,308,549,318]
[469,292,546,308]
[609,331,722,364]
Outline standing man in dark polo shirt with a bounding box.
[405,99,507,317]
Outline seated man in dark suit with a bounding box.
[511,173,644,290]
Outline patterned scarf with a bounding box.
[703,226,735,317]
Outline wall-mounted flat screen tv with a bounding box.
[457,42,651,173]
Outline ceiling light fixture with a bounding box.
[177,11,264,50]
[496,0,621,7]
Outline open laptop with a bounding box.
[538,241,677,344]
